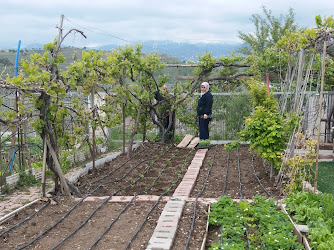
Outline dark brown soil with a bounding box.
[0,143,285,249]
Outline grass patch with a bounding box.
[310,161,334,193]
[21,200,31,205]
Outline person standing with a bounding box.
[197,82,213,140]
[154,85,174,140]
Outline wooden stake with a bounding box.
[41,136,47,197]
[315,40,327,192]
[46,139,71,196]
[122,68,126,154]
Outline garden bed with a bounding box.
[1,142,291,249]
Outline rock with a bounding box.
[296,224,309,233]
[50,199,58,205]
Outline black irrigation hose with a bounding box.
[237,148,250,248]
[18,145,173,250]
[90,148,182,249]
[113,147,163,183]
[124,148,195,250]
[0,193,64,238]
[222,151,230,196]
[15,146,154,249]
[50,145,175,249]
[237,148,242,201]
[251,154,276,199]
[220,150,230,247]
[88,196,136,250]
[78,145,153,189]
[184,145,218,250]
[0,201,51,238]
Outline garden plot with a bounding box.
[1,142,302,249]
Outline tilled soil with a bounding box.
[0,142,285,249]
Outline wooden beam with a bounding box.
[46,139,71,196]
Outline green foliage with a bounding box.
[208,196,247,249]
[198,139,210,147]
[315,15,334,29]
[238,6,298,55]
[310,161,334,193]
[215,93,251,140]
[285,191,334,249]
[208,195,303,249]
[16,172,40,188]
[224,141,240,152]
[283,134,317,194]
[248,80,277,109]
[277,29,317,52]
[194,52,217,76]
[176,96,198,135]
[1,184,11,194]
[239,82,298,170]
[31,161,43,169]
[277,14,334,89]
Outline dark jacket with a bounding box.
[197,91,213,116]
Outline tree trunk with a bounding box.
[127,104,143,158]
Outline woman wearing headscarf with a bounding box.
[197,82,213,140]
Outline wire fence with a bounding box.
[1,85,332,185]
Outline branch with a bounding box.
[0,79,47,93]
[208,73,254,81]
[215,62,251,68]
[56,29,86,54]
[0,113,35,126]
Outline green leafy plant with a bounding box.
[239,82,298,170]
[208,195,302,249]
[285,191,334,249]
[198,139,210,147]
[16,172,40,188]
[283,133,317,194]
[224,141,241,151]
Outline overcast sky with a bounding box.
[0,0,333,49]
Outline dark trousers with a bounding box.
[199,117,210,140]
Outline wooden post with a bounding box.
[266,70,270,96]
[55,15,64,52]
[20,124,24,171]
[314,41,327,192]
[46,139,71,196]
[91,87,96,171]
[293,49,305,112]
[41,136,47,197]
[122,68,126,153]
[92,107,96,172]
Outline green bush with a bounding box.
[239,82,298,170]
[16,172,40,188]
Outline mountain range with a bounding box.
[22,40,246,62]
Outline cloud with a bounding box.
[0,0,333,48]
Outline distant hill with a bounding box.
[0,41,246,82]
[11,40,245,62]
[0,46,183,78]
[97,40,245,62]
[24,43,44,50]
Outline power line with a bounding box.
[64,17,132,44]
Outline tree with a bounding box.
[238,6,298,55]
